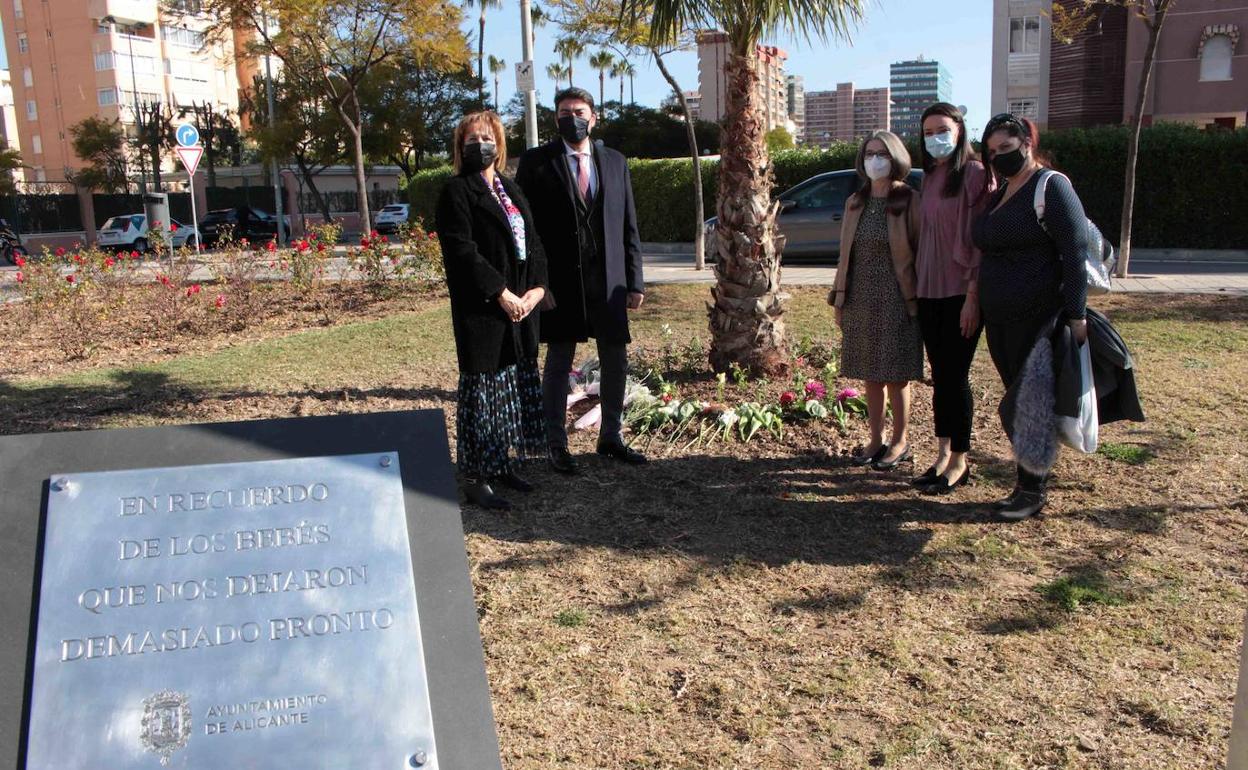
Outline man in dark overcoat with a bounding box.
[516,87,646,472]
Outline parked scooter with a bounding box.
[0,219,28,265]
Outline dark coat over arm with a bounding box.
[515,139,644,344]
[435,172,548,374]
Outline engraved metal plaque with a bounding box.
[26,452,438,769]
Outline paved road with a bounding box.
[641,253,1248,295]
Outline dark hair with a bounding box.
[554,87,595,112]
[982,113,1052,178]
[920,102,982,199]
[847,130,913,216]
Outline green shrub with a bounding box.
[406,166,455,229]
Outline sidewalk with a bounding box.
[641,250,1248,295]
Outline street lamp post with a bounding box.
[260,10,285,245]
[103,15,148,194]
[519,0,538,149]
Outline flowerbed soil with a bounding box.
[2,285,1245,769]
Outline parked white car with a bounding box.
[97,214,200,253]
[373,203,410,234]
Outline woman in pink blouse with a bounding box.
[912,103,994,495]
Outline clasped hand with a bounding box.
[498,288,545,322]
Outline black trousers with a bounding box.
[542,338,628,450]
[986,311,1053,492]
[918,296,982,453]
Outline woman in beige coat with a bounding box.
[829,131,923,470]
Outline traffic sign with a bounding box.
[175,145,203,176]
[515,61,535,92]
[175,123,200,147]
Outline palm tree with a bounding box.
[589,51,615,108]
[612,58,636,104]
[622,0,865,375]
[545,62,569,94]
[554,37,584,88]
[530,4,548,50]
[488,54,507,111]
[465,0,503,106]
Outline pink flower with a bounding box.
[104,257,115,267]
[795,356,807,367]
[779,391,797,407]
[805,381,827,400]
[390,257,398,265]
[428,231,437,240]
[214,294,226,309]
[661,394,673,404]
[837,387,860,403]
[15,271,23,283]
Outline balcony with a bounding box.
[89,0,157,26]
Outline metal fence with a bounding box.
[298,189,400,215]
[0,194,84,234]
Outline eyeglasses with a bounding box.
[864,151,891,160]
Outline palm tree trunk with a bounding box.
[494,75,500,111]
[629,73,635,104]
[1118,2,1168,278]
[478,13,487,106]
[654,52,705,272]
[707,52,789,376]
[619,77,624,105]
[599,71,605,108]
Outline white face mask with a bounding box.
[864,156,892,181]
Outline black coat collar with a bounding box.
[464,171,514,235]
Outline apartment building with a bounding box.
[889,57,953,137]
[0,0,254,185]
[697,31,789,131]
[804,83,891,148]
[786,74,805,143]
[991,0,1245,130]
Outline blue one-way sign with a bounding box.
[176,123,200,147]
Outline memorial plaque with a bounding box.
[25,452,437,768]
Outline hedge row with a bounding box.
[409,125,1248,248]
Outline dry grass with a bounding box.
[2,286,1246,769]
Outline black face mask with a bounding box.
[557,115,590,144]
[991,146,1027,177]
[461,141,497,174]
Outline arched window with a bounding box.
[1201,35,1234,81]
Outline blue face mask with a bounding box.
[925,131,956,159]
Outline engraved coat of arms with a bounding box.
[140,690,191,766]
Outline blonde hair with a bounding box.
[848,130,914,214]
[452,111,507,174]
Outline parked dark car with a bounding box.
[198,206,288,247]
[704,168,924,263]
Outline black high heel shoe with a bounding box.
[922,466,971,495]
[850,444,889,467]
[872,445,912,471]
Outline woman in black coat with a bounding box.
[436,111,548,511]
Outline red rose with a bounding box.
[104,257,115,267]
[13,256,24,267]
[370,230,379,238]
[266,240,277,252]
[170,223,178,232]
[130,250,140,259]
[317,243,326,252]
[309,232,318,241]
[214,294,226,309]
[360,237,371,248]
[390,257,398,265]
[779,391,796,407]
[15,271,23,282]
[661,393,673,404]
[66,274,75,284]
[427,232,437,240]
[55,247,66,257]
[380,235,389,244]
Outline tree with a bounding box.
[623,0,865,375]
[546,61,570,92]
[244,71,349,222]
[554,36,585,87]
[0,144,22,197]
[68,117,130,193]
[361,50,478,179]
[1052,0,1175,278]
[612,58,636,103]
[135,100,174,191]
[765,126,794,152]
[203,0,469,237]
[464,0,502,106]
[488,54,507,110]
[588,50,615,108]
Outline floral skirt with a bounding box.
[456,358,545,478]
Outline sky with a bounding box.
[0,0,993,134]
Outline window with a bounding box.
[23,68,32,87]
[1010,16,1041,54]
[26,100,36,120]
[34,167,46,182]
[1008,98,1039,120]
[115,53,157,75]
[1200,34,1234,82]
[14,0,22,19]
[98,88,118,106]
[17,34,28,53]
[165,57,208,82]
[31,135,41,154]
[162,26,205,48]
[95,52,114,71]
